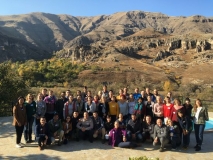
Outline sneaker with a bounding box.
[194,144,198,149]
[159,147,164,152]
[195,146,201,151]
[16,144,22,148]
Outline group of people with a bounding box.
[12,85,209,152]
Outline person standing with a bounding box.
[35,93,46,125]
[12,96,27,148]
[44,90,57,122]
[191,99,209,151]
[24,93,36,143]
[56,92,68,120]
[108,96,119,122]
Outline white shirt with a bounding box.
[194,107,202,124]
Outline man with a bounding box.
[77,112,94,143]
[56,92,68,120]
[133,88,141,100]
[72,111,80,141]
[65,90,71,99]
[35,117,51,150]
[81,86,87,100]
[41,88,48,100]
[102,85,109,99]
[92,112,106,143]
[127,114,143,142]
[153,119,169,152]
[152,89,161,103]
[48,112,64,146]
[123,87,129,100]
[142,115,155,142]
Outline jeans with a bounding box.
[183,130,191,147]
[194,124,205,146]
[127,131,143,141]
[15,125,24,144]
[51,130,64,143]
[24,117,34,141]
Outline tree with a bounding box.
[0,62,29,105]
[163,80,174,92]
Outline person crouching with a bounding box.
[35,117,51,150]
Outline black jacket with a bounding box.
[35,123,51,138]
[127,119,142,134]
[98,102,109,118]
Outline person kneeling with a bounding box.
[92,112,106,143]
[142,115,155,142]
[48,112,64,146]
[63,116,72,144]
[77,112,94,143]
[127,114,143,142]
[108,121,138,148]
[153,119,169,152]
[167,119,181,150]
[35,117,51,150]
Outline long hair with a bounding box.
[26,93,34,102]
[194,98,202,112]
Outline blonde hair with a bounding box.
[26,93,34,101]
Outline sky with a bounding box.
[1,0,213,17]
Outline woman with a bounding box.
[163,96,173,124]
[108,121,138,148]
[191,99,209,151]
[177,110,192,149]
[134,97,144,121]
[93,95,100,112]
[127,94,135,121]
[63,95,76,119]
[153,96,164,123]
[35,93,46,125]
[144,95,155,122]
[25,93,36,143]
[117,113,126,129]
[85,96,96,116]
[12,96,27,148]
[167,119,181,150]
[62,115,72,144]
[183,98,193,120]
[117,95,128,122]
[98,96,109,122]
[170,99,185,124]
[44,90,57,122]
[108,96,119,122]
[108,90,113,102]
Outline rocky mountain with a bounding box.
[0,11,213,62]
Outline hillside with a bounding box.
[0,11,213,61]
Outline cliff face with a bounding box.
[0,11,213,62]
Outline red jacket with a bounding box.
[163,103,174,118]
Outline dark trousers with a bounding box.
[24,117,34,141]
[111,115,117,123]
[194,124,205,146]
[142,132,154,142]
[170,136,181,148]
[117,142,138,148]
[127,131,143,141]
[182,130,191,147]
[15,125,24,144]
[79,130,93,142]
[64,131,72,139]
[37,136,51,146]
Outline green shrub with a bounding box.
[129,156,159,160]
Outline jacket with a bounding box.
[35,123,51,137]
[12,105,27,126]
[127,119,142,134]
[48,119,63,136]
[108,128,127,147]
[62,122,72,133]
[191,107,209,124]
[154,124,169,139]
[178,116,192,132]
[98,102,109,118]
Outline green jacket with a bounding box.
[25,101,36,119]
[192,107,209,124]
[48,119,62,136]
